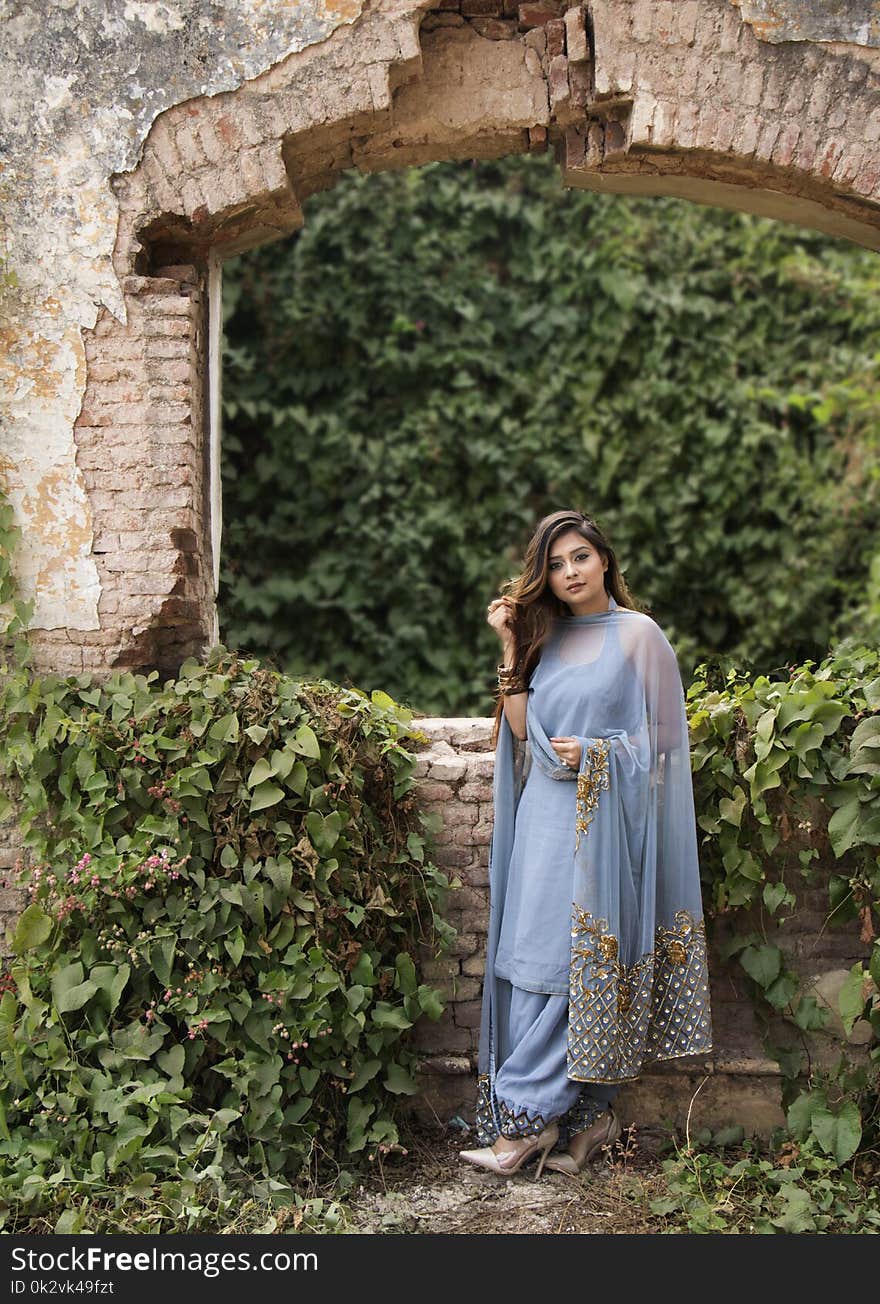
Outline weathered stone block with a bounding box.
[451,998,483,1028]
[564,5,588,62]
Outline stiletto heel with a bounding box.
[544,1107,621,1175]
[459,1121,559,1178]
[532,1134,555,1181]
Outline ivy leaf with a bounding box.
[299,1067,319,1095]
[292,724,320,759]
[828,800,862,857]
[90,963,130,1015]
[249,782,285,813]
[770,1186,817,1233]
[158,1045,185,1081]
[370,1002,412,1030]
[792,996,829,1031]
[788,721,824,759]
[348,1057,382,1092]
[346,1097,375,1152]
[11,903,52,953]
[764,972,799,1010]
[416,985,445,1020]
[209,712,239,744]
[755,709,776,742]
[224,929,245,968]
[350,953,375,987]
[383,1062,420,1095]
[346,984,368,1013]
[848,716,880,752]
[270,749,295,781]
[718,788,746,827]
[150,937,176,987]
[305,810,342,854]
[388,954,415,999]
[762,881,789,914]
[810,701,848,735]
[247,758,274,788]
[51,962,98,1014]
[811,1102,862,1165]
[264,857,292,895]
[838,962,867,1035]
[739,945,781,989]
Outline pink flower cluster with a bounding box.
[25,844,191,928]
[147,781,182,815]
[67,852,94,887]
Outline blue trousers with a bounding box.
[476,980,621,1143]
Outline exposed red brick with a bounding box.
[546,17,565,56]
[518,2,563,30]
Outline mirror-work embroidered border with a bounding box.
[566,905,712,1082]
[474,1071,611,1145]
[474,1072,550,1144]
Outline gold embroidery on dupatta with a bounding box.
[574,739,611,852]
[566,906,712,1083]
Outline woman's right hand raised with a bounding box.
[486,596,517,649]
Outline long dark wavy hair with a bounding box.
[489,510,646,747]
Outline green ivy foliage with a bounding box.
[689,640,880,1155]
[220,152,880,713]
[651,1129,880,1232]
[0,646,451,1230]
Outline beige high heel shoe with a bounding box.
[544,1107,621,1175]
[459,1121,560,1179]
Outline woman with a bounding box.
[459,509,713,1179]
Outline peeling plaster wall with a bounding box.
[731,0,880,48]
[0,0,366,631]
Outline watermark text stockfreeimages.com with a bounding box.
[10,1247,317,1280]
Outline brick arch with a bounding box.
[56,0,879,676]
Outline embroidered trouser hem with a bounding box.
[475,1072,617,1143]
[474,981,621,1144]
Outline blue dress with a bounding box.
[494,613,641,996]
[473,596,713,1144]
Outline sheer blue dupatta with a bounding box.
[525,606,713,1084]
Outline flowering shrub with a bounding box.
[0,648,451,1228]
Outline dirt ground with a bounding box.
[341,1118,675,1234]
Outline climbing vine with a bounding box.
[689,641,880,1168]
[0,566,453,1229]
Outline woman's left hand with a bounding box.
[549,736,582,770]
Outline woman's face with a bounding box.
[545,529,609,615]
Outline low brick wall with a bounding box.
[407,716,874,1136]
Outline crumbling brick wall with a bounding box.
[3,2,880,678]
